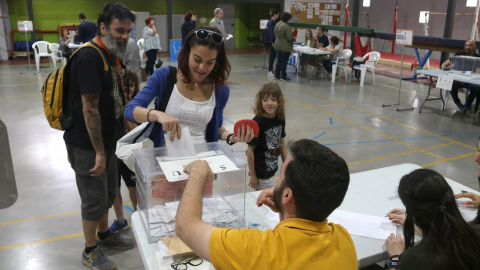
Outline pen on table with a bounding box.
[385,211,406,217]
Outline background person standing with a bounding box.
[273,12,293,81]
[267,8,279,76]
[143,16,161,76]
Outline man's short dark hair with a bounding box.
[96,2,135,36]
[280,12,292,23]
[79,13,86,20]
[284,139,350,222]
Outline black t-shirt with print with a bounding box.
[247,116,286,179]
[64,45,124,150]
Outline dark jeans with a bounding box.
[450,81,480,108]
[353,60,363,78]
[145,49,158,75]
[275,51,290,79]
[324,60,335,74]
[267,43,276,72]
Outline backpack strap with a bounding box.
[147,66,178,142]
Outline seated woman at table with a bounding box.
[384,168,480,270]
[320,36,343,79]
[298,29,316,75]
[58,28,72,60]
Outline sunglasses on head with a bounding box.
[194,29,223,44]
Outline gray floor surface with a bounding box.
[1,54,479,270]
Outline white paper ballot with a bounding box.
[159,155,239,182]
[328,210,397,240]
[226,34,233,40]
[164,126,196,158]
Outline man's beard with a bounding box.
[103,29,128,58]
[272,182,286,216]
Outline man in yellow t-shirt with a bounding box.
[176,139,357,269]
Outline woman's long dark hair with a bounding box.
[399,169,480,270]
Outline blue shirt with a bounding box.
[317,34,329,48]
[267,19,277,43]
[78,20,96,43]
[124,66,230,147]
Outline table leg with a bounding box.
[419,76,445,113]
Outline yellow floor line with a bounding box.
[0,210,81,226]
[284,95,447,161]
[0,97,41,102]
[348,150,418,166]
[421,152,477,167]
[1,202,132,226]
[0,93,39,99]
[0,233,84,250]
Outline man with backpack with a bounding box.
[63,3,135,269]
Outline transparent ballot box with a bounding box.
[134,142,247,243]
[450,55,480,77]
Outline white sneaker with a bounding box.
[268,71,274,76]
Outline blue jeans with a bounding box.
[324,60,335,74]
[450,82,480,107]
[267,43,276,72]
[275,51,290,79]
[145,49,158,75]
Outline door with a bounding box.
[217,3,235,49]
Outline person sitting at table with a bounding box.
[310,26,329,75]
[384,168,480,270]
[175,139,357,269]
[73,29,81,45]
[440,40,480,112]
[58,28,72,60]
[320,36,343,79]
[298,29,316,75]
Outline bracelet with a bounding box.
[146,109,154,122]
[226,133,236,145]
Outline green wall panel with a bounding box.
[8,0,279,48]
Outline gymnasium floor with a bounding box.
[1,51,479,269]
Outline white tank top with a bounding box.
[165,84,216,144]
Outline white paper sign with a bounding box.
[260,19,268,30]
[307,9,313,19]
[315,8,320,15]
[158,155,239,182]
[396,29,413,46]
[314,3,320,8]
[17,21,33,32]
[436,75,454,91]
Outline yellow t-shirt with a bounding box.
[209,218,357,270]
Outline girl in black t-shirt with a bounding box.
[247,82,287,190]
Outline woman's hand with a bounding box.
[385,233,405,257]
[150,110,181,141]
[233,125,254,143]
[454,192,480,207]
[386,208,406,227]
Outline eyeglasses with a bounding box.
[194,29,223,44]
[171,256,203,270]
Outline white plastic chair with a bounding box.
[137,38,144,63]
[32,41,54,72]
[350,51,381,86]
[332,49,352,83]
[48,43,65,69]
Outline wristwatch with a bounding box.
[226,133,236,145]
[388,255,400,268]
